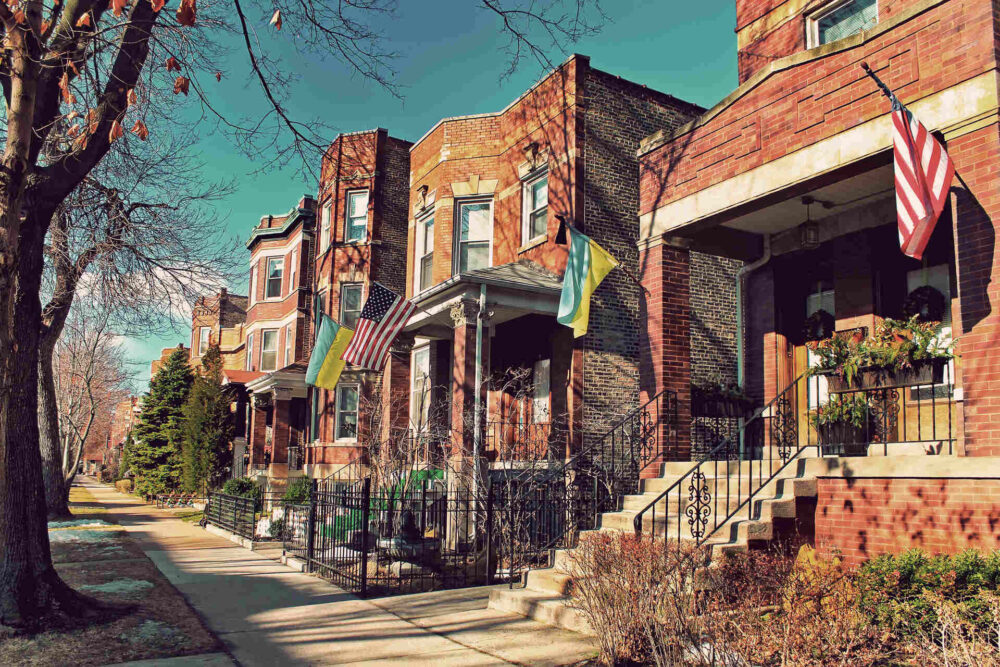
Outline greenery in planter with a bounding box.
[806,316,953,387]
[268,517,286,540]
[691,375,754,415]
[809,393,871,431]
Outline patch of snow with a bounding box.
[48,529,119,543]
[48,519,111,528]
[120,620,184,647]
[80,578,154,596]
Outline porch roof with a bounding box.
[404,260,562,338]
[246,361,309,398]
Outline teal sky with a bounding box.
[127,0,739,388]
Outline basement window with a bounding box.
[806,0,877,48]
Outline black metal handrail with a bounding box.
[634,361,957,552]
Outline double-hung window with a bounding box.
[249,266,257,305]
[346,190,369,242]
[316,290,327,318]
[410,346,431,431]
[284,324,293,366]
[806,0,877,48]
[198,327,211,356]
[456,199,492,273]
[522,171,548,244]
[340,283,363,330]
[260,329,278,371]
[245,332,254,371]
[321,202,332,250]
[415,213,434,293]
[265,257,284,300]
[289,249,298,291]
[335,384,359,440]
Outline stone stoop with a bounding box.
[488,459,821,633]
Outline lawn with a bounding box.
[0,485,222,666]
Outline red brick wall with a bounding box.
[816,477,1000,567]
[641,0,995,215]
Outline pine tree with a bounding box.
[181,345,233,492]
[131,347,194,497]
[118,430,135,481]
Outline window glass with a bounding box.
[321,203,332,249]
[289,249,298,290]
[336,385,359,439]
[532,358,550,423]
[416,215,434,292]
[261,329,278,371]
[284,324,293,366]
[199,327,210,356]
[346,191,369,242]
[524,173,548,242]
[265,257,283,299]
[245,333,254,370]
[340,284,363,329]
[815,0,876,45]
[458,201,491,273]
[411,346,431,430]
[317,291,327,317]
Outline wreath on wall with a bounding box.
[802,309,836,343]
[902,285,946,323]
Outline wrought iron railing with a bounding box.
[205,492,258,541]
[634,360,957,553]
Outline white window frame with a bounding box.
[453,197,493,275]
[521,169,548,245]
[198,327,211,356]
[339,283,364,330]
[284,324,293,366]
[410,345,431,432]
[414,211,434,294]
[289,249,298,292]
[335,384,360,441]
[249,266,257,306]
[260,328,278,371]
[265,257,284,300]
[321,201,332,250]
[806,0,877,49]
[345,190,369,243]
[245,332,254,371]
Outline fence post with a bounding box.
[360,478,371,597]
[231,494,238,534]
[485,481,494,585]
[306,485,317,574]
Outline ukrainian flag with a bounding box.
[557,229,618,338]
[305,314,355,389]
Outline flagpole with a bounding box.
[859,62,895,102]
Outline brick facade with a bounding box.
[816,477,1000,567]
[190,288,247,371]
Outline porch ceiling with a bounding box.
[722,163,894,236]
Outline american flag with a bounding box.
[892,97,955,260]
[341,282,417,370]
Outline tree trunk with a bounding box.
[38,340,71,518]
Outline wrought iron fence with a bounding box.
[205,492,258,541]
[634,360,957,555]
[283,477,499,597]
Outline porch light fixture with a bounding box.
[799,196,821,250]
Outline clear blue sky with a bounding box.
[127,0,738,388]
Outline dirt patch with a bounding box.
[0,488,221,667]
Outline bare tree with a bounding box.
[51,302,129,496]
[0,0,602,630]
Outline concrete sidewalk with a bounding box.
[79,478,597,666]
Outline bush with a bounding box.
[114,479,133,494]
[221,477,261,501]
[268,517,286,540]
[282,477,312,504]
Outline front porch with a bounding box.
[244,363,310,481]
[666,157,962,461]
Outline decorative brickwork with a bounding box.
[816,477,1000,567]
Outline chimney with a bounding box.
[299,194,316,212]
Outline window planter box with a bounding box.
[823,358,947,392]
[817,422,869,457]
[692,397,752,418]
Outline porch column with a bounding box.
[948,124,1000,456]
[248,398,268,470]
[639,235,692,463]
[269,389,292,477]
[379,334,414,445]
[449,299,488,459]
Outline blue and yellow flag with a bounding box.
[557,229,618,338]
[305,314,355,389]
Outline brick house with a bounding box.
[390,55,715,471]
[150,344,188,376]
[634,0,1000,563]
[190,288,248,372]
[307,128,413,478]
[237,196,316,480]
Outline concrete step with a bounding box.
[524,567,574,595]
[638,466,804,495]
[652,447,821,478]
[488,587,593,635]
